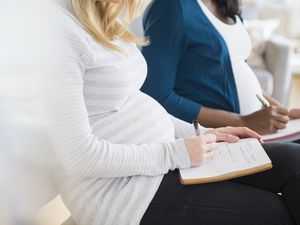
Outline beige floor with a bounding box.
[35,76,300,225]
[34,196,70,225]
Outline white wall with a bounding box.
[242,0,300,38]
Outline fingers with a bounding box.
[267,105,288,115]
[203,133,217,144]
[202,143,217,162]
[273,114,289,124]
[272,111,289,124]
[273,121,287,130]
[266,106,289,130]
[244,127,261,138]
[214,132,239,143]
[204,130,240,143]
[203,142,217,152]
[214,127,261,139]
[185,135,218,167]
[203,149,216,159]
[263,122,278,134]
[202,136,217,155]
[275,106,289,116]
[241,106,290,135]
[271,108,289,129]
[233,127,261,139]
[289,108,300,119]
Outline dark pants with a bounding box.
[141,143,300,225]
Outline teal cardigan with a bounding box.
[141,0,240,123]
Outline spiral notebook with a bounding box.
[179,138,272,185]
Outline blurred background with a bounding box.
[241,0,300,108]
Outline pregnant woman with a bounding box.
[141,0,300,135]
[16,0,300,225]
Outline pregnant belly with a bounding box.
[89,91,175,144]
[232,61,262,115]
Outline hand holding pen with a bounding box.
[185,120,261,166]
[183,121,217,167]
[239,93,289,135]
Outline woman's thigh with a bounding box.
[294,139,300,144]
[233,142,300,192]
[141,171,294,225]
[233,142,300,224]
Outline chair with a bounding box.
[252,35,292,106]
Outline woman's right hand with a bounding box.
[184,134,217,167]
[241,106,289,135]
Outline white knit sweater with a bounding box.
[39,1,205,225]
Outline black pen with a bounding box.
[193,120,201,136]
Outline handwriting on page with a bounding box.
[180,138,270,179]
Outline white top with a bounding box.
[28,1,207,225]
[198,0,262,115]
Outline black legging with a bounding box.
[141,143,300,225]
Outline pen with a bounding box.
[256,93,270,108]
[193,120,201,136]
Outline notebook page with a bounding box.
[180,138,270,180]
[262,119,300,141]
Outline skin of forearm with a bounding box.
[197,107,244,128]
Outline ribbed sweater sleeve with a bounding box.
[42,11,190,179]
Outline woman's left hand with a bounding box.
[205,127,261,143]
[289,108,300,119]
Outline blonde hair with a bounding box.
[71,0,149,51]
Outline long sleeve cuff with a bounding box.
[167,138,190,170]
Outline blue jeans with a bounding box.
[141,143,300,225]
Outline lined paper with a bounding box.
[180,138,271,180]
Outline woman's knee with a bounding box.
[262,143,300,176]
